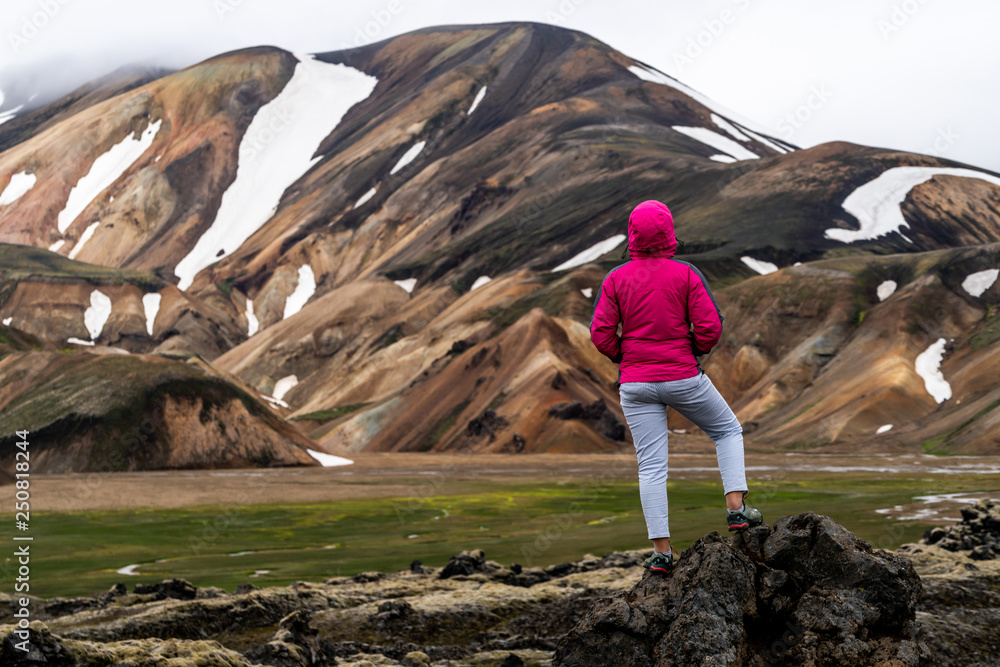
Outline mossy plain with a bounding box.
[17,473,996,598]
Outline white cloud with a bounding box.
[1,1,998,173]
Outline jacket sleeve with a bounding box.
[590,273,623,363]
[687,266,723,355]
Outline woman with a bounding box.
[590,200,762,575]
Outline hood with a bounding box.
[628,200,676,258]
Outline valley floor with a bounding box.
[17,449,1000,598]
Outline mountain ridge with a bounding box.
[1,21,998,471]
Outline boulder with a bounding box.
[554,513,923,666]
[438,549,488,579]
[133,577,197,600]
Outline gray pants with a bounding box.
[619,372,747,539]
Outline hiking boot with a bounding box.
[643,550,674,574]
[727,503,763,531]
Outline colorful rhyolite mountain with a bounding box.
[1,23,998,473]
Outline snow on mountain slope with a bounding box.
[283,265,316,319]
[68,221,99,259]
[673,125,758,161]
[83,289,112,340]
[827,167,1000,244]
[389,140,426,175]
[962,269,998,298]
[552,235,626,272]
[467,86,487,115]
[627,63,789,146]
[57,120,161,234]
[142,293,161,336]
[174,55,377,290]
[741,256,778,275]
[915,338,952,404]
[0,172,36,205]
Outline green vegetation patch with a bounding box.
[16,474,996,598]
[0,243,165,289]
[292,403,370,422]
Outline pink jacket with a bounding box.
[590,200,723,383]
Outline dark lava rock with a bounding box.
[133,578,197,600]
[548,400,626,441]
[439,549,487,579]
[921,499,1000,559]
[499,653,525,667]
[235,582,260,594]
[245,609,325,667]
[554,513,923,666]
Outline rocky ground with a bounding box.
[2,509,999,666]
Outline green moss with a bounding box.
[214,279,233,298]
[22,474,987,598]
[370,323,405,352]
[0,242,166,289]
[922,437,951,456]
[417,399,471,451]
[0,354,269,467]
[292,403,369,422]
[487,392,508,411]
[969,310,1000,352]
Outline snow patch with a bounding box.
[2,317,11,326]
[68,221,99,260]
[0,104,23,126]
[354,186,377,209]
[628,64,778,137]
[261,394,288,409]
[84,290,112,340]
[273,375,298,402]
[876,424,893,434]
[389,140,426,175]
[470,275,491,291]
[827,167,1000,244]
[741,256,779,275]
[552,234,627,272]
[142,293,161,336]
[116,564,141,576]
[711,114,750,142]
[58,120,161,234]
[915,338,952,404]
[581,287,593,299]
[67,337,95,346]
[283,264,316,319]
[468,86,487,115]
[673,126,758,161]
[709,154,737,163]
[394,278,416,294]
[174,56,378,290]
[48,239,65,253]
[876,280,897,302]
[246,297,259,336]
[0,172,37,205]
[307,448,354,467]
[962,269,998,297]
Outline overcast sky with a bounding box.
[1,0,997,171]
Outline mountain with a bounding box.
[1,22,998,472]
